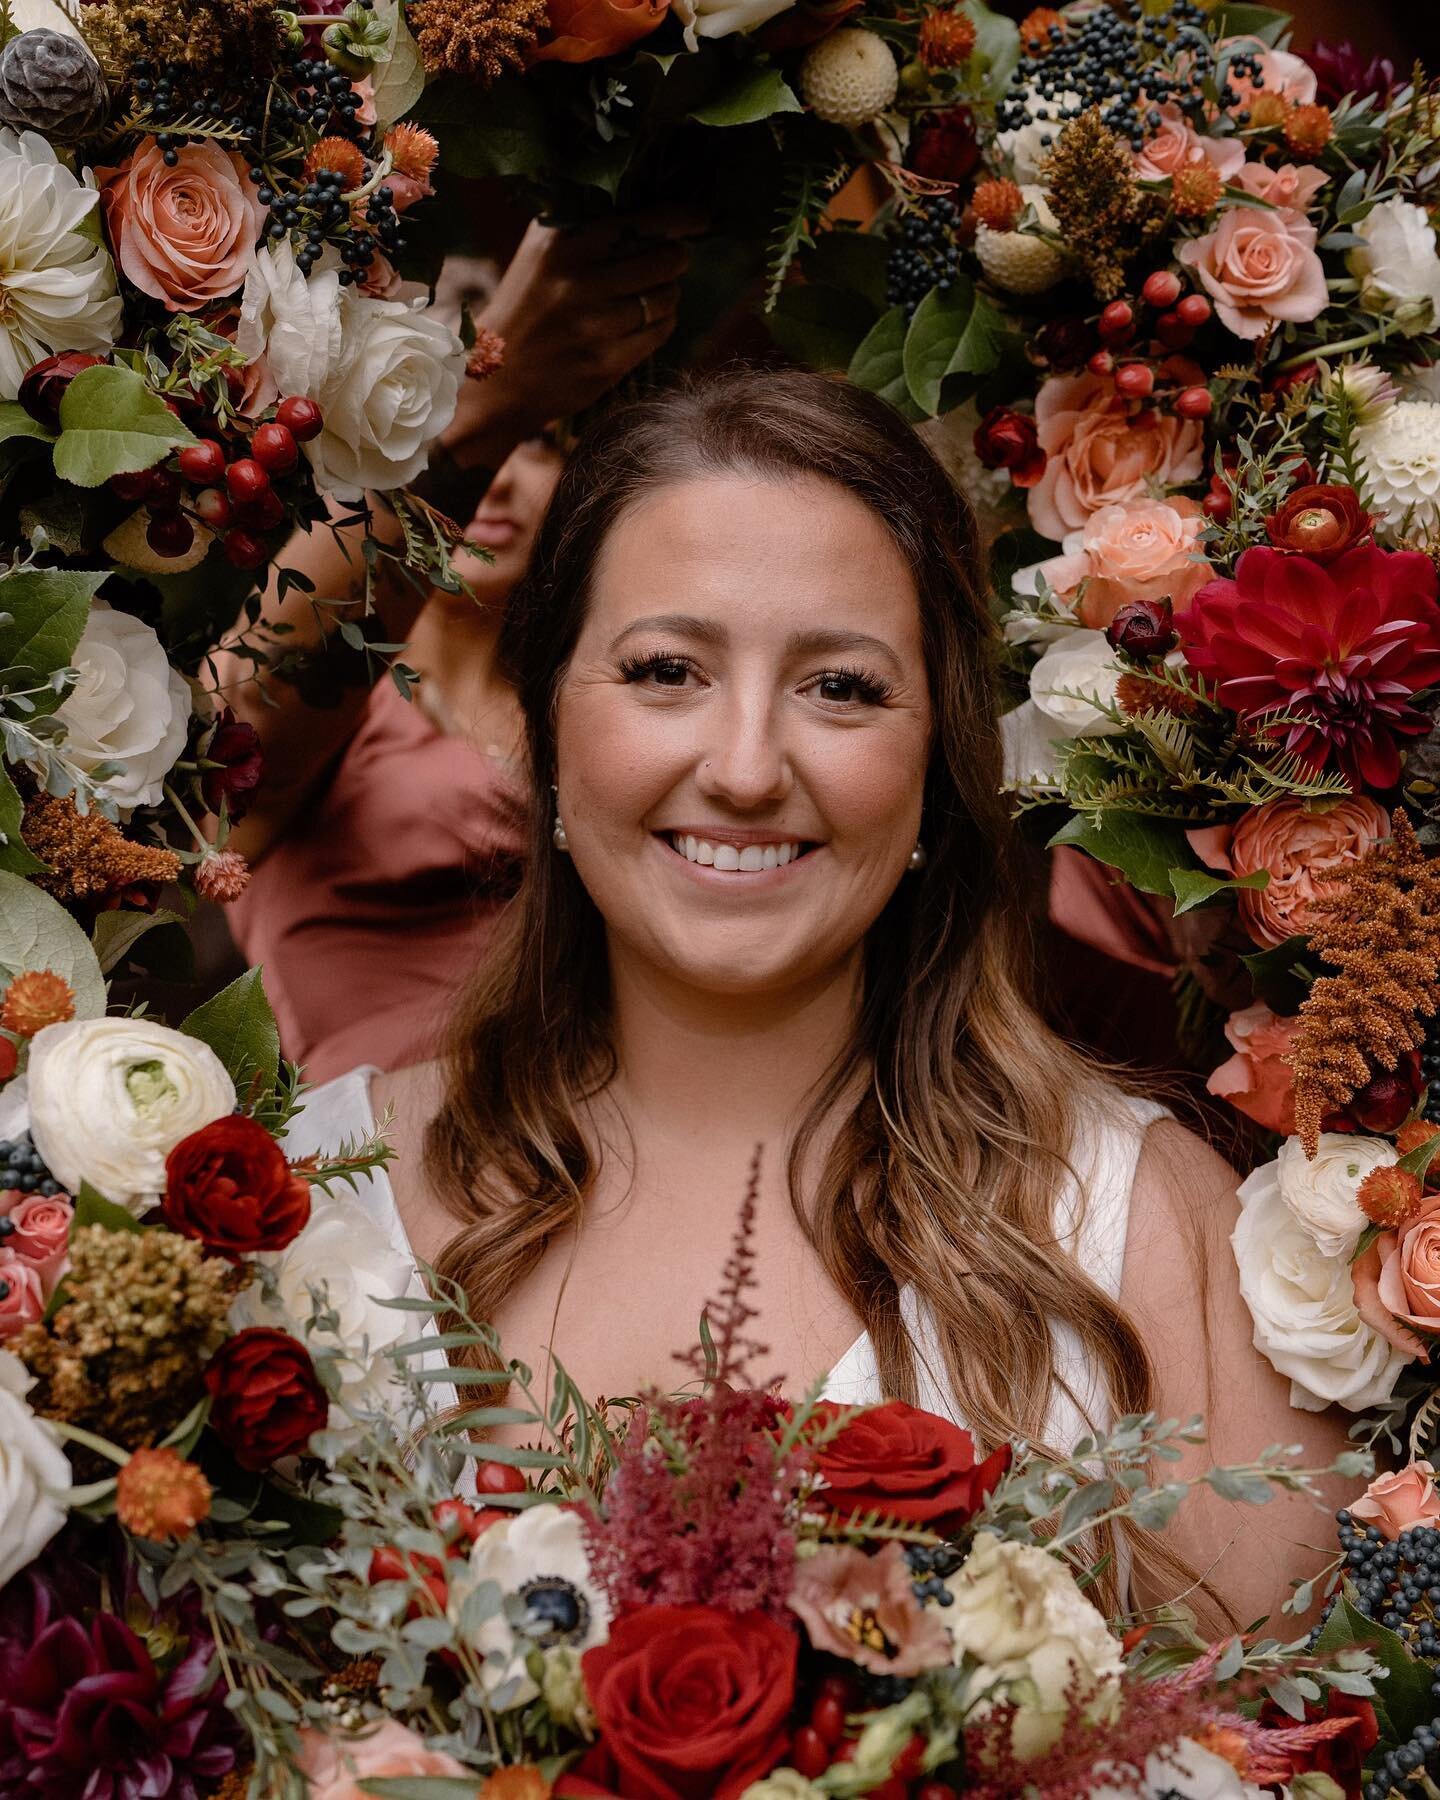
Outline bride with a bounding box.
[287,366,1349,1625]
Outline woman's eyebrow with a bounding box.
[785,627,904,674]
[609,613,726,652]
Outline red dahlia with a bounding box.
[1176,545,1440,789]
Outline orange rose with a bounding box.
[529,0,668,61]
[1350,1461,1440,1540]
[1206,1001,1298,1134]
[1178,204,1328,343]
[1376,1195,1440,1339]
[1187,796,1391,950]
[97,138,262,312]
[1031,496,1211,628]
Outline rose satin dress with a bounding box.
[227,678,526,1083]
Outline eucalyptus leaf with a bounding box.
[0,402,56,446]
[369,0,426,130]
[52,364,195,488]
[0,870,106,1015]
[73,1180,143,1234]
[1210,3,1292,46]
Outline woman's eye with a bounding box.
[619,654,698,689]
[651,660,690,687]
[810,669,891,706]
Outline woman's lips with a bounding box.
[465,517,520,550]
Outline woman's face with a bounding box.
[449,434,566,608]
[555,473,932,1000]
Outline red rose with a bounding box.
[18,351,106,432]
[973,406,1045,487]
[1264,482,1372,563]
[162,1115,310,1260]
[580,1607,796,1800]
[204,1327,327,1469]
[197,708,264,823]
[811,1399,1011,1527]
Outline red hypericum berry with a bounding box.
[1270,359,1321,395]
[235,489,286,531]
[1175,292,1212,327]
[1175,384,1213,418]
[892,1736,927,1782]
[474,1458,528,1497]
[1141,269,1182,309]
[1155,310,1196,350]
[1202,488,1233,522]
[251,421,298,475]
[811,1694,846,1748]
[790,1728,830,1781]
[275,395,324,442]
[193,487,232,528]
[178,439,226,485]
[865,1780,908,1800]
[1097,299,1134,342]
[1087,349,1116,377]
[145,466,182,513]
[109,469,154,502]
[368,1545,408,1584]
[163,398,184,420]
[819,1673,859,1705]
[225,458,271,504]
[433,1498,488,1549]
[146,511,195,559]
[223,528,269,569]
[1115,362,1155,398]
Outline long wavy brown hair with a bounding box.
[425,366,1192,1610]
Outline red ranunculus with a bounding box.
[1176,544,1440,789]
[163,1115,310,1260]
[1263,482,1372,562]
[203,1328,328,1470]
[579,1606,796,1800]
[197,708,264,822]
[973,406,1045,487]
[1252,1689,1378,1799]
[18,351,106,432]
[908,106,981,184]
[811,1399,1012,1527]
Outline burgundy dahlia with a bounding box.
[1176,545,1440,790]
[1301,38,1397,106]
[196,706,264,822]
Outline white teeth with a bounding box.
[713,843,741,871]
[668,834,806,871]
[685,835,698,862]
[777,844,792,866]
[696,840,715,865]
[737,845,765,872]
[761,846,778,871]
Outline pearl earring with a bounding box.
[551,782,569,853]
[907,842,927,872]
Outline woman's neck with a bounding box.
[406,595,519,758]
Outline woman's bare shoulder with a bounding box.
[368,1060,453,1257]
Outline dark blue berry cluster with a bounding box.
[904,1539,961,1607]
[0,1133,60,1200]
[886,195,963,319]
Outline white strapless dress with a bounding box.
[284,1068,1167,1457]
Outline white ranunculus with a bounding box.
[946,1532,1122,1761]
[1233,1155,1410,1411]
[996,85,1083,184]
[0,127,121,398]
[1349,198,1440,332]
[231,1191,413,1414]
[1277,1131,1395,1258]
[45,600,191,815]
[1090,1739,1269,1800]
[0,1348,72,1587]
[672,0,794,49]
[27,1016,236,1208]
[235,239,342,413]
[1356,399,1440,540]
[453,1507,612,1708]
[1029,628,1123,736]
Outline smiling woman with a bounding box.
[285,367,1354,1632]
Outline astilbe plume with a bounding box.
[21,788,181,907]
[407,0,549,82]
[1041,109,1168,300]
[1289,812,1440,1155]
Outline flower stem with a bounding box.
[50,1420,132,1466]
[1274,326,1389,372]
[163,782,211,855]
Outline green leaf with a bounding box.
[1211,3,1292,46]
[411,73,548,180]
[0,767,45,875]
[0,565,106,705]
[0,402,56,446]
[767,282,878,372]
[73,1179,144,1234]
[91,907,187,975]
[1046,813,1192,897]
[180,966,280,1092]
[0,871,106,1016]
[360,1781,492,1799]
[1400,1133,1440,1181]
[848,306,924,422]
[1239,934,1313,1014]
[959,0,1021,99]
[689,66,801,127]
[52,364,195,488]
[1313,1591,1434,1743]
[369,0,425,131]
[902,278,1004,416]
[1169,865,1270,916]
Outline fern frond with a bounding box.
[763,157,846,312]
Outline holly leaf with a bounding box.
[0,871,106,1017]
[1239,934,1313,1013]
[1046,814,1192,897]
[52,364,195,488]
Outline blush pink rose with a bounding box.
[1179,204,1328,341]
[97,138,263,312]
[1032,496,1211,628]
[1133,103,1244,183]
[1206,1001,1299,1134]
[296,1721,470,1799]
[0,1250,45,1339]
[1218,36,1319,109]
[7,1194,72,1295]
[1374,1196,1440,1340]
[1350,1461,1440,1540]
[1027,369,1206,542]
[1354,1235,1429,1360]
[1234,160,1329,211]
[1186,795,1390,949]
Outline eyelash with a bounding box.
[616,652,893,708]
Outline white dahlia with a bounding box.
[973,184,1067,295]
[799,29,898,127]
[1348,197,1440,334]
[995,85,1083,184]
[1356,399,1440,540]
[0,127,121,398]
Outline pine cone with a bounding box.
[0,29,108,142]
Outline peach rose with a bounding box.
[1186,795,1390,950]
[1218,36,1318,109]
[529,0,668,61]
[1133,103,1244,184]
[1031,496,1211,627]
[1350,1461,1440,1540]
[296,1721,471,1799]
[7,1194,72,1294]
[1353,1236,1429,1360]
[1178,204,1327,341]
[1206,1001,1299,1135]
[1027,370,1206,542]
[0,1251,45,1339]
[1234,160,1329,211]
[1370,1196,1440,1345]
[97,138,263,312]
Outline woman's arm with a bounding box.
[1120,1116,1357,1630]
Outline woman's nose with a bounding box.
[693,691,791,810]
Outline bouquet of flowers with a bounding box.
[0,0,472,982]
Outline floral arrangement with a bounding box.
[0,1011,1378,1798]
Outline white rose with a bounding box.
[232,1191,413,1413]
[0,1349,72,1588]
[1277,1131,1395,1258]
[1233,1154,1409,1411]
[1030,628,1122,735]
[235,239,342,412]
[946,1532,1122,1760]
[996,86,1083,184]
[27,1017,236,1208]
[672,0,795,49]
[1349,198,1440,332]
[42,600,190,816]
[1091,1739,1269,1800]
